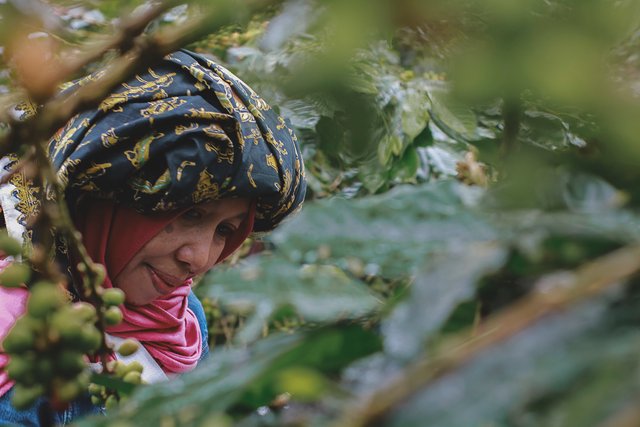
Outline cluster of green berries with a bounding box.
[88,348,144,411]
[3,282,103,410]
[0,229,130,410]
[0,233,31,287]
[200,297,245,348]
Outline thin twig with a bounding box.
[58,0,184,76]
[332,244,640,427]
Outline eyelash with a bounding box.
[182,209,238,239]
[183,208,204,220]
[216,223,237,238]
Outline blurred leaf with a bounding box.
[382,296,631,427]
[78,325,380,425]
[258,0,315,51]
[519,110,588,151]
[272,180,493,278]
[382,243,508,360]
[199,257,380,343]
[239,325,381,407]
[429,91,479,142]
[77,335,301,426]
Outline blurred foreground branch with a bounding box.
[0,0,273,161]
[335,243,640,427]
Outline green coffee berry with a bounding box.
[11,384,44,410]
[77,326,102,352]
[125,361,143,374]
[51,311,83,343]
[104,306,123,326]
[122,371,142,385]
[35,358,53,382]
[2,319,35,353]
[114,361,128,377]
[55,350,85,377]
[88,383,103,395]
[102,288,125,307]
[27,282,66,318]
[72,302,97,322]
[6,357,31,381]
[0,234,22,256]
[117,339,139,357]
[55,379,82,402]
[105,394,118,410]
[0,263,31,288]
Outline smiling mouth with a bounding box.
[146,265,189,296]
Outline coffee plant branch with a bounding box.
[334,243,640,427]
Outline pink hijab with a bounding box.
[76,199,254,373]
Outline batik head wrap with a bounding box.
[48,49,305,232]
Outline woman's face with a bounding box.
[113,198,251,306]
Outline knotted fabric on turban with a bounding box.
[48,49,305,231]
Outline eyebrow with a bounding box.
[229,212,248,222]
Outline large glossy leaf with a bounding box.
[77,325,380,426]
[382,243,508,360]
[271,181,494,278]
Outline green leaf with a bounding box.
[383,298,628,427]
[272,181,493,278]
[429,91,479,142]
[77,327,380,426]
[199,257,380,343]
[382,243,508,360]
[400,80,430,140]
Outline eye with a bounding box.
[182,208,204,221]
[216,223,237,239]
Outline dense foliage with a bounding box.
[3,0,640,426]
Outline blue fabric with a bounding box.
[0,388,102,426]
[188,290,210,360]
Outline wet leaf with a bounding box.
[382,243,508,360]
[198,257,380,343]
[272,181,493,277]
[383,297,629,427]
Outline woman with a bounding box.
[0,49,306,425]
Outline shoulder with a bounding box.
[187,291,209,361]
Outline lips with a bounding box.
[146,265,190,296]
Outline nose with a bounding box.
[175,226,224,275]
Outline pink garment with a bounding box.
[0,258,28,397]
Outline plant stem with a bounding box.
[332,244,640,427]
